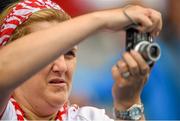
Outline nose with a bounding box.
[52,55,68,75]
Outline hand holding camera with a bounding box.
[126,28,161,66]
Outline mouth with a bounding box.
[48,78,67,87]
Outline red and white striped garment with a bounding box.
[0,98,114,121]
[0,0,64,46]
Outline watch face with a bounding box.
[129,107,142,120]
[114,104,144,120]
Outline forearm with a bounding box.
[0,12,106,92]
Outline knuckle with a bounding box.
[117,60,122,65]
[123,52,129,56]
[122,52,128,59]
[155,13,162,23]
[156,12,162,20]
[112,65,117,72]
[116,61,127,72]
[145,9,151,15]
[157,11,162,17]
[121,63,127,71]
[146,66,150,72]
[135,15,143,23]
[147,20,153,26]
[142,67,147,73]
[130,64,138,71]
[135,5,141,9]
[142,65,150,73]
[147,23,153,28]
[117,61,122,68]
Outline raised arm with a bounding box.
[0,5,162,114]
[112,51,151,120]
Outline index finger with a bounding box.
[130,50,150,75]
[148,8,162,36]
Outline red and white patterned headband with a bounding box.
[0,0,63,46]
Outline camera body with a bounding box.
[126,28,161,66]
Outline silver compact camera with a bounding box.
[126,28,161,66]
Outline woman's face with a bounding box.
[14,21,77,113]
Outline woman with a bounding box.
[0,0,162,120]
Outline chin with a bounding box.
[47,92,69,108]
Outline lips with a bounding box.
[48,78,66,85]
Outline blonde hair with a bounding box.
[0,2,70,44]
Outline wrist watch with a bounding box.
[114,104,144,120]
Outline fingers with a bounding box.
[136,15,153,33]
[122,52,140,76]
[112,64,129,86]
[130,50,150,85]
[112,51,150,104]
[149,9,162,36]
[102,5,162,33]
[142,8,162,36]
[130,50,150,75]
[116,60,128,75]
[112,51,150,81]
[125,5,162,35]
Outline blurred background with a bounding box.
[1,0,180,120]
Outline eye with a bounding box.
[65,50,76,59]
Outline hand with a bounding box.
[111,50,150,110]
[95,5,162,36]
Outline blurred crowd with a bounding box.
[1,0,180,119]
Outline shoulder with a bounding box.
[68,105,114,121]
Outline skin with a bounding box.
[0,5,162,120]
[13,21,78,118]
[112,50,150,110]
[13,21,149,120]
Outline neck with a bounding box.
[19,103,57,120]
[12,91,60,120]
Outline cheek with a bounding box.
[66,60,76,79]
[19,74,46,97]
[25,67,50,90]
[26,74,46,89]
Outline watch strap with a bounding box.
[114,104,144,120]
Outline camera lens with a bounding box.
[147,43,161,62]
[150,46,158,58]
[134,41,161,64]
[126,28,161,65]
